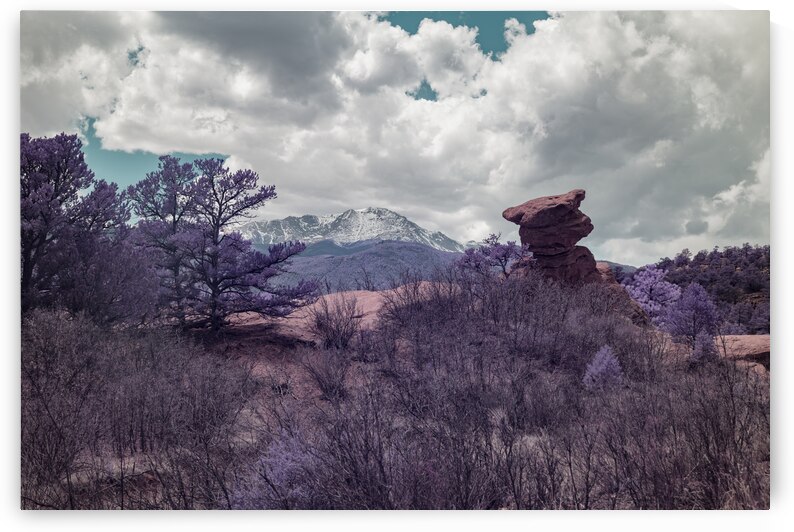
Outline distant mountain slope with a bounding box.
[599,260,637,279]
[239,207,464,253]
[273,239,461,292]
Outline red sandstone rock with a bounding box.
[504,189,594,255]
[596,261,617,283]
[504,191,649,325]
[503,189,599,283]
[533,246,601,284]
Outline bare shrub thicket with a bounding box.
[237,266,768,509]
[21,310,256,509]
[307,294,361,350]
[22,263,769,509]
[300,347,351,402]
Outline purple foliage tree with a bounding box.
[457,233,533,278]
[748,302,770,334]
[663,283,719,353]
[130,157,316,331]
[21,133,95,311]
[622,265,681,324]
[582,345,623,391]
[653,244,770,334]
[127,155,199,325]
[20,133,151,320]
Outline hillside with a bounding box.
[274,239,460,291]
[653,244,770,333]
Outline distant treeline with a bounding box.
[621,244,770,334]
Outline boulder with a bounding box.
[503,189,600,284]
[532,245,602,284]
[503,189,594,256]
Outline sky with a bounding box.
[20,11,770,265]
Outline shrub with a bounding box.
[232,430,320,509]
[21,309,256,509]
[691,330,718,363]
[582,345,623,391]
[307,294,361,350]
[301,348,350,402]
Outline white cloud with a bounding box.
[20,11,770,266]
[408,19,488,98]
[714,148,771,208]
[341,16,421,93]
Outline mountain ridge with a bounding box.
[238,207,465,253]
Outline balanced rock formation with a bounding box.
[503,189,650,325]
[503,189,601,284]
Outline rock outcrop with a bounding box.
[718,335,770,375]
[595,261,617,283]
[503,189,649,325]
[502,189,601,284]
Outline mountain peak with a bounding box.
[350,206,401,216]
[239,207,464,253]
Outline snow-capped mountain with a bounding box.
[238,207,465,253]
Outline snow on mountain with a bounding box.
[238,207,465,253]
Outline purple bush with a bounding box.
[582,345,623,391]
[51,226,159,324]
[691,329,718,363]
[622,265,681,324]
[232,431,318,509]
[457,233,532,278]
[663,283,719,350]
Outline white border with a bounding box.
[3,1,791,531]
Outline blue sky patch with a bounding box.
[408,79,439,101]
[127,45,145,67]
[383,11,549,55]
[80,118,227,188]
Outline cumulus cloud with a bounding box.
[156,12,352,108]
[20,11,147,136]
[20,11,769,265]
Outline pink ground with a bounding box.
[717,334,770,372]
